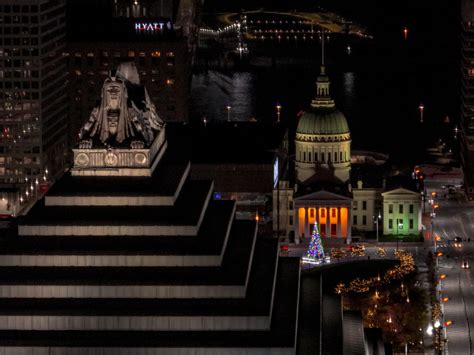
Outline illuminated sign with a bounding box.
[135,21,172,33]
[135,22,164,32]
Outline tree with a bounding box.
[306,222,325,261]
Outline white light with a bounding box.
[434,320,441,328]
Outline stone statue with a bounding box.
[79,63,163,148]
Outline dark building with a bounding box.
[0,68,300,353]
[65,0,190,151]
[0,0,68,209]
[461,0,474,198]
[112,0,178,20]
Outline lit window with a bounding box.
[166,79,174,85]
[151,51,161,57]
[166,51,175,57]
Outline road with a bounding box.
[288,178,474,354]
[425,180,474,355]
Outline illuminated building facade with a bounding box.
[0,0,68,215]
[273,62,353,244]
[461,0,474,198]
[381,188,422,236]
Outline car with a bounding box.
[454,236,463,247]
[462,260,470,269]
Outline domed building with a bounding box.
[273,61,353,244]
[295,65,351,184]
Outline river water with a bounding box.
[191,3,459,165]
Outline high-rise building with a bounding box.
[65,1,190,151]
[0,0,68,214]
[461,0,474,198]
[112,0,177,20]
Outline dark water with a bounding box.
[192,1,459,165]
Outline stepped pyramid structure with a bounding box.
[0,65,300,354]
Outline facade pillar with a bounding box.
[314,206,318,228]
[304,207,309,239]
[347,204,352,244]
[294,208,299,244]
[337,206,342,238]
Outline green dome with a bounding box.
[296,108,349,135]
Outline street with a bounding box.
[425,180,474,355]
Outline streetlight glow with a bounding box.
[419,103,424,123]
[276,103,282,123]
[403,26,408,40]
[226,105,231,122]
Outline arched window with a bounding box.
[334,152,338,162]
[321,152,325,162]
[308,151,312,162]
[328,153,331,162]
[303,151,306,161]
[315,152,318,162]
[340,151,343,162]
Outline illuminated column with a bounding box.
[337,207,342,238]
[304,207,309,238]
[294,209,299,243]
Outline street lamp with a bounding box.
[276,103,282,123]
[373,211,381,243]
[226,105,231,122]
[419,103,424,123]
[396,219,403,251]
[403,26,408,40]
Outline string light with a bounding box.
[335,251,415,294]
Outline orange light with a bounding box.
[436,251,443,257]
[445,320,453,326]
[442,297,449,302]
[431,192,437,197]
[403,27,408,40]
[255,214,259,222]
[435,236,442,241]
[433,204,439,209]
[439,274,447,280]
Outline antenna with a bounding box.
[321,28,325,66]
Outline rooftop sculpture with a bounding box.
[79,62,163,149]
[73,62,166,176]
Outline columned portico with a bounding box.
[294,191,352,244]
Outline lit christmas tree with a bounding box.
[306,222,325,261]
